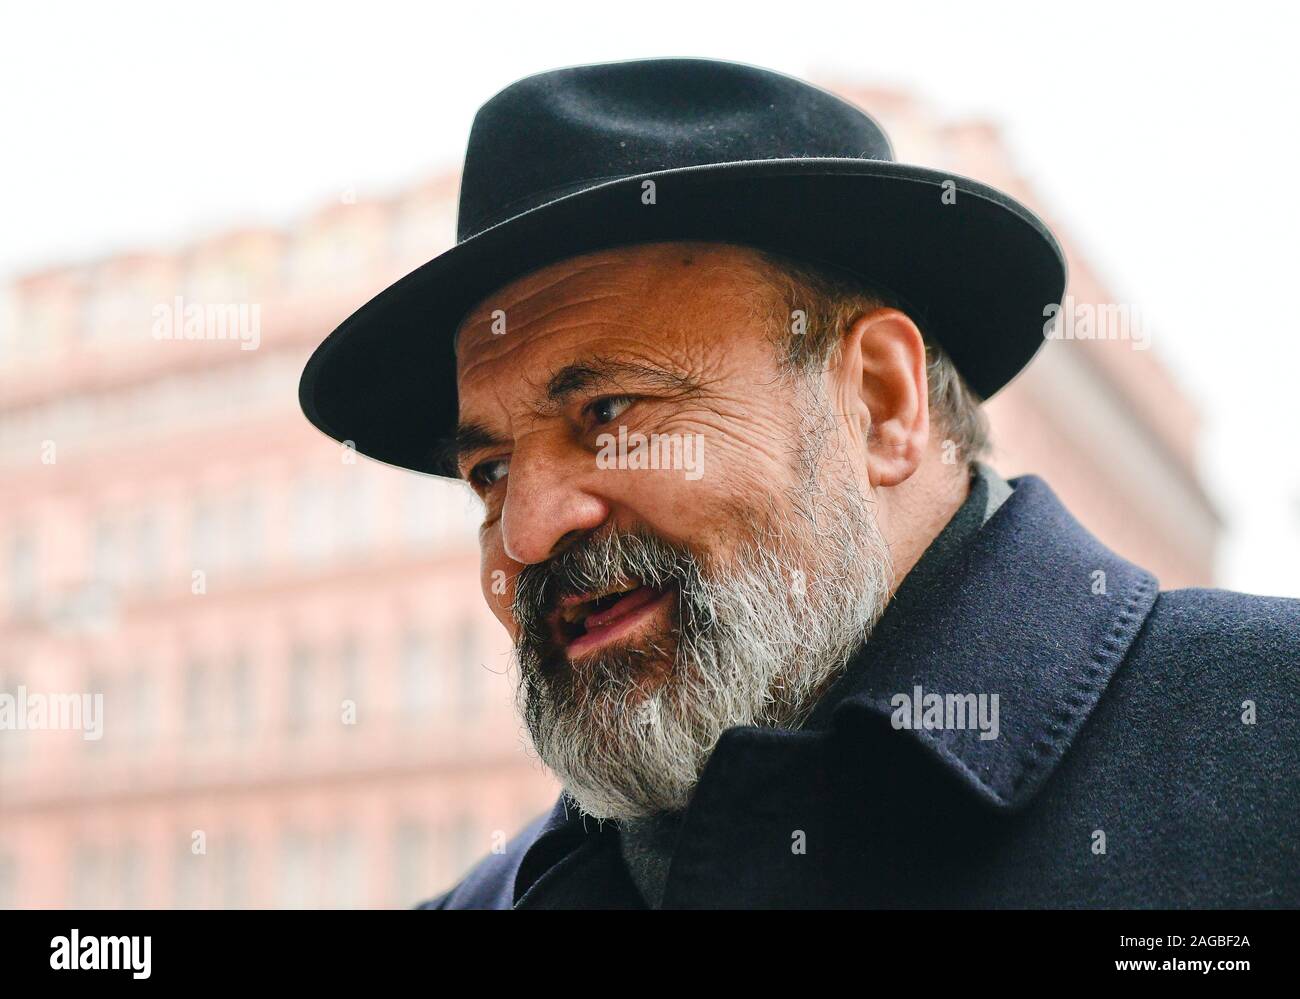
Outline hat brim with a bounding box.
[299,157,1067,477]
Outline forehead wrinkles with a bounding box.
[455,244,773,419]
[456,256,678,405]
[457,257,639,356]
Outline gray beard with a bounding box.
[510,405,894,821]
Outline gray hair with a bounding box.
[749,248,990,467]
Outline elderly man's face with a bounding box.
[454,242,893,819]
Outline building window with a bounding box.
[72,844,107,909]
[173,836,204,909]
[119,842,145,909]
[8,533,36,615]
[449,814,481,877]
[286,644,316,735]
[125,510,162,591]
[292,477,330,566]
[230,492,264,574]
[0,671,28,770]
[336,472,374,554]
[339,636,363,730]
[399,631,435,723]
[393,820,430,909]
[277,830,314,909]
[91,517,121,589]
[219,835,249,909]
[189,502,221,575]
[183,659,208,744]
[0,851,15,907]
[458,620,483,719]
[402,475,441,547]
[83,667,109,757]
[325,828,363,909]
[229,650,255,739]
[125,666,156,750]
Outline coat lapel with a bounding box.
[813,474,1160,809]
[511,796,643,908]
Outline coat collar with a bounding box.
[512,474,1160,905]
[809,473,1160,809]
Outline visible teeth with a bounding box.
[558,583,638,625]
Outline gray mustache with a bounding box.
[512,529,699,645]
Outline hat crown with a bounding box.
[456,58,893,240]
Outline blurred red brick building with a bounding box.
[0,86,1218,908]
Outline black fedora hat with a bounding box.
[299,57,1066,477]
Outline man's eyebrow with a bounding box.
[439,358,701,475]
[436,421,507,477]
[544,357,700,408]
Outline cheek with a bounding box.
[659,404,801,498]
[615,469,767,562]
[605,422,800,553]
[672,439,795,518]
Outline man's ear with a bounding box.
[827,307,929,488]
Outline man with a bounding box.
[299,58,1299,908]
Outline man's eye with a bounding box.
[587,395,633,426]
[470,457,509,487]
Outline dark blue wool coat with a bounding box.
[423,476,1300,908]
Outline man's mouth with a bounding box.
[550,581,677,658]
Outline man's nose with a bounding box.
[499,448,610,565]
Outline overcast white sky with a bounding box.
[3,0,1297,595]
